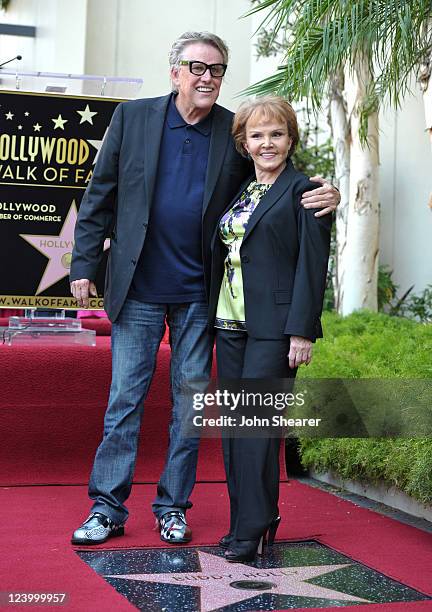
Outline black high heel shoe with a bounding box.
[219,533,234,549]
[224,516,281,563]
[267,515,281,546]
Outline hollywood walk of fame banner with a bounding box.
[0,89,122,309]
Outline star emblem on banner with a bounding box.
[77,103,97,124]
[20,201,110,294]
[52,114,68,130]
[87,127,108,165]
[106,551,370,611]
[33,123,42,132]
[5,111,13,120]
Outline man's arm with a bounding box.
[301,175,340,217]
[70,103,124,306]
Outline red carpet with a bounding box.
[0,340,227,485]
[1,480,432,611]
[2,330,432,610]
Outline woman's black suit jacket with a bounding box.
[208,160,332,342]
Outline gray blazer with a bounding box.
[70,94,251,321]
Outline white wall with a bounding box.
[0,0,37,71]
[85,0,252,111]
[0,0,87,73]
[379,86,432,295]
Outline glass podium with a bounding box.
[5,310,96,346]
[0,69,143,98]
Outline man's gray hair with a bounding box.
[169,31,229,91]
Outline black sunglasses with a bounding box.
[178,60,227,78]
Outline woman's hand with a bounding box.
[288,335,313,369]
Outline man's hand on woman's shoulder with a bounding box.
[301,175,340,217]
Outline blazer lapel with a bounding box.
[202,104,231,217]
[143,94,171,206]
[242,161,296,244]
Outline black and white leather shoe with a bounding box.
[157,511,192,544]
[71,512,124,545]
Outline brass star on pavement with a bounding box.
[77,104,97,125]
[20,200,110,295]
[106,551,370,612]
[5,111,13,120]
[52,114,68,130]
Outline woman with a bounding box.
[208,96,332,562]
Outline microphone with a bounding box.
[0,55,22,69]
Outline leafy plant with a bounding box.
[376,267,431,322]
[254,26,286,58]
[377,265,398,311]
[322,224,336,312]
[1,0,11,11]
[244,0,432,143]
[406,284,432,323]
[292,129,335,180]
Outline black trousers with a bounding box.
[215,329,297,541]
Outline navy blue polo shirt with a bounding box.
[129,95,212,303]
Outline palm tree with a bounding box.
[245,0,432,314]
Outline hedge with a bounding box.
[296,311,432,504]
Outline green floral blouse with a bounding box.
[215,180,272,331]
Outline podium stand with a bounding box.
[0,71,142,343]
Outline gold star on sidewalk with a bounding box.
[33,123,42,132]
[52,114,68,130]
[77,104,97,125]
[5,111,13,120]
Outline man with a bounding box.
[70,31,339,546]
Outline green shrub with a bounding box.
[298,310,432,379]
[297,311,432,504]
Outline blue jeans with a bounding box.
[89,299,212,524]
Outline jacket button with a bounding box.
[143,223,147,228]
[241,255,250,263]
[131,259,137,265]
